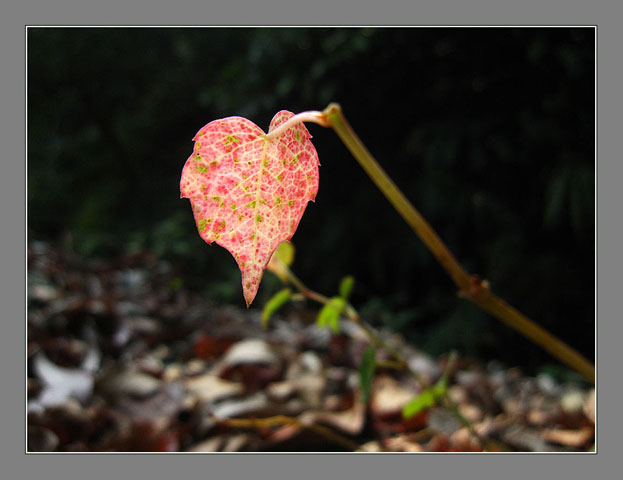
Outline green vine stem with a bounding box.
[320,103,594,384]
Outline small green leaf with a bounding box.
[261,288,292,328]
[267,241,296,283]
[402,390,436,419]
[273,241,295,267]
[316,296,346,334]
[402,375,449,419]
[358,345,376,404]
[338,275,355,300]
[431,374,448,399]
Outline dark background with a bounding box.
[27,27,594,378]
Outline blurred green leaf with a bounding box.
[358,345,376,404]
[338,275,355,300]
[267,241,296,283]
[316,296,345,334]
[169,277,183,292]
[273,241,295,267]
[402,374,449,419]
[432,374,448,398]
[402,390,436,419]
[261,288,292,329]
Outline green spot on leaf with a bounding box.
[288,200,295,207]
[256,215,262,223]
[197,165,208,173]
[197,219,207,232]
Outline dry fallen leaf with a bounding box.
[185,374,245,404]
[541,427,594,447]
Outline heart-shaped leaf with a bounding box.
[180,111,320,306]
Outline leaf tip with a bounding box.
[242,277,261,309]
[243,289,254,308]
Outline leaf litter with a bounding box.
[27,240,595,452]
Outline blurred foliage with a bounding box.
[28,28,594,373]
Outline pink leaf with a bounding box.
[180,111,320,306]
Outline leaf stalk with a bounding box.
[265,110,329,141]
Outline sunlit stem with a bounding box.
[321,102,595,385]
[264,110,329,141]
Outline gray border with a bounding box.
[4,0,618,478]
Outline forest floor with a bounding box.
[27,240,595,453]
